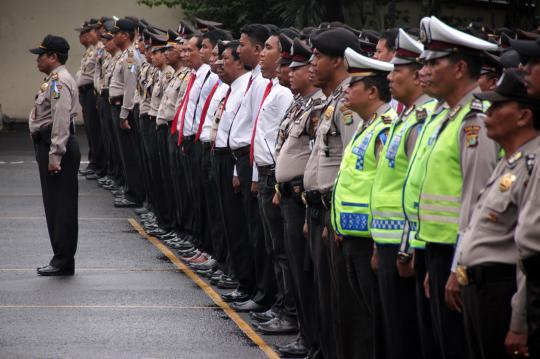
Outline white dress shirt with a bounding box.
[227,64,267,150]
[253,78,294,167]
[199,81,229,143]
[178,63,214,136]
[214,72,251,148]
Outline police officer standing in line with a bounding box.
[369,28,434,359]
[303,28,364,359]
[109,18,145,208]
[455,68,537,359]
[273,37,326,358]
[416,16,499,359]
[76,20,105,179]
[29,35,81,276]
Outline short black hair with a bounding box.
[186,33,203,49]
[240,24,270,47]
[203,30,232,47]
[447,52,483,80]
[46,51,68,65]
[380,28,399,51]
[360,75,392,103]
[224,41,241,61]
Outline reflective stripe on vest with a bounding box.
[371,100,436,244]
[417,100,478,245]
[331,108,396,237]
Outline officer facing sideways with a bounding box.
[29,35,81,276]
[456,68,538,359]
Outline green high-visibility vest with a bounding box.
[417,99,485,245]
[371,99,437,245]
[401,103,445,249]
[331,107,396,237]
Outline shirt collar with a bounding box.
[231,72,251,92]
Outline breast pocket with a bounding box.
[478,190,515,232]
[35,92,48,105]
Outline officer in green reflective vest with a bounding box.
[416,16,500,359]
[369,28,435,359]
[331,46,396,358]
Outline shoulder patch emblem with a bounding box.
[464,125,480,147]
[324,105,334,121]
[499,172,516,192]
[342,110,353,126]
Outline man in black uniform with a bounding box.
[29,35,81,276]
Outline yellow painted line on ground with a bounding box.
[128,218,280,359]
[0,304,217,309]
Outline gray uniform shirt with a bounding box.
[138,63,156,115]
[29,65,79,166]
[457,136,540,333]
[101,50,120,93]
[109,47,138,119]
[149,65,174,117]
[156,67,190,126]
[92,42,106,91]
[76,44,97,87]
[303,77,363,193]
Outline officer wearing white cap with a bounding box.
[331,47,396,359]
[370,28,436,359]
[303,27,365,359]
[416,16,500,359]
[456,68,538,359]
[29,35,81,276]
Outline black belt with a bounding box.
[257,165,275,177]
[79,83,94,92]
[109,95,123,107]
[149,115,157,121]
[32,123,75,144]
[201,141,212,150]
[183,134,196,142]
[522,254,540,279]
[462,264,516,286]
[303,190,323,207]
[232,145,250,159]
[213,147,231,156]
[277,177,304,198]
[100,89,109,98]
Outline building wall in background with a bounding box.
[0,0,182,120]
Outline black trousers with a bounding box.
[110,105,145,204]
[101,96,123,185]
[307,203,334,359]
[339,235,381,359]
[135,112,152,208]
[96,96,114,177]
[33,131,80,269]
[168,132,183,231]
[258,173,295,319]
[281,191,318,350]
[461,264,516,359]
[177,138,194,234]
[79,86,104,174]
[414,250,439,359]
[376,244,421,359]
[523,254,540,359]
[201,143,227,264]
[154,124,174,230]
[235,154,276,306]
[213,150,255,293]
[425,243,467,359]
[183,139,206,247]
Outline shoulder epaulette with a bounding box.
[381,115,393,124]
[526,153,536,175]
[470,99,484,112]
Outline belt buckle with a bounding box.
[275,183,281,199]
[321,193,328,209]
[456,265,469,286]
[301,191,308,207]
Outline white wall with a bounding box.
[0,0,183,120]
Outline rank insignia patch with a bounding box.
[464,125,480,147]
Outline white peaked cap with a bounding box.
[345,47,394,81]
[420,16,498,60]
[391,28,424,65]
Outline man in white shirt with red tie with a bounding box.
[249,30,296,332]
[229,24,277,313]
[176,34,219,253]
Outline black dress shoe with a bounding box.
[147,228,167,236]
[37,265,74,276]
[276,341,309,358]
[230,300,267,313]
[257,317,298,335]
[250,308,278,322]
[221,290,250,303]
[85,173,99,180]
[134,207,149,215]
[217,276,238,289]
[114,199,140,208]
[79,168,95,176]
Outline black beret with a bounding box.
[290,38,312,68]
[278,33,294,65]
[310,27,360,57]
[30,34,70,56]
[111,18,135,34]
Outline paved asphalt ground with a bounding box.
[0,125,293,359]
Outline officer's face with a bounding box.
[477,73,499,92]
[484,101,532,142]
[86,29,99,44]
[152,50,166,67]
[374,39,395,62]
[310,49,332,87]
[104,38,116,54]
[238,33,258,67]
[344,80,372,113]
[421,57,455,99]
[165,46,181,66]
[278,64,291,88]
[290,65,311,93]
[388,65,419,103]
[260,36,280,79]
[113,32,126,47]
[523,59,540,100]
[36,53,55,74]
[200,38,214,64]
[222,48,238,85]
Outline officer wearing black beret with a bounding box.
[29,35,81,276]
